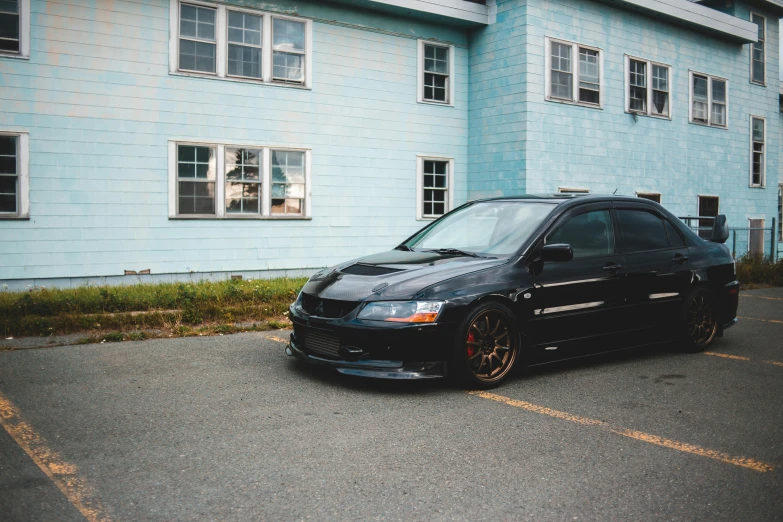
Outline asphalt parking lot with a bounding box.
[1,288,782,521]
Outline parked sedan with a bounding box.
[286,195,739,388]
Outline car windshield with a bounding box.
[405,201,556,256]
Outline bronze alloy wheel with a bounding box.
[686,293,717,347]
[465,310,517,384]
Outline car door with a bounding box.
[529,203,626,359]
[613,202,694,338]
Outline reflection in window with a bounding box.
[548,210,614,259]
[617,210,669,252]
[423,44,449,103]
[227,11,262,79]
[272,18,305,83]
[271,150,305,215]
[0,135,18,213]
[177,145,216,214]
[226,149,261,214]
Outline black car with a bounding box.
[286,194,739,388]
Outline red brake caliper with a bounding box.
[467,331,476,357]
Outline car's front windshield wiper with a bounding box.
[424,248,485,258]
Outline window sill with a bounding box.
[750,80,766,87]
[0,215,30,220]
[169,215,312,220]
[749,185,766,189]
[170,71,311,90]
[545,97,603,110]
[688,121,728,131]
[0,52,29,61]
[417,100,455,108]
[626,110,671,121]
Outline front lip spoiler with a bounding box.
[285,336,445,380]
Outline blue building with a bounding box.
[0,0,780,289]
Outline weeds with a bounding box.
[735,256,783,288]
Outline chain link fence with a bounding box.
[679,216,778,262]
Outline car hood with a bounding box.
[300,250,508,302]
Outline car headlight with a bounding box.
[357,301,444,323]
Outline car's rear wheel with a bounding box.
[680,288,718,352]
[451,302,520,389]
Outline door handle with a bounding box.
[602,263,622,273]
[673,254,689,265]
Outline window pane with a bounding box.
[228,11,261,46]
[273,18,304,52]
[550,42,571,73]
[228,44,261,78]
[0,11,19,42]
[664,220,685,248]
[178,181,215,215]
[752,118,764,141]
[548,210,614,260]
[551,71,572,100]
[180,4,214,41]
[712,103,726,126]
[0,0,19,14]
[424,73,447,102]
[651,65,667,91]
[617,210,669,253]
[637,193,660,203]
[179,39,215,73]
[0,135,17,174]
[630,87,646,112]
[178,145,215,180]
[272,51,303,81]
[424,44,449,74]
[630,60,646,87]
[711,79,726,103]
[752,55,764,83]
[652,91,668,116]
[692,75,708,123]
[271,150,305,214]
[0,194,15,213]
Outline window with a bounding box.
[416,156,454,220]
[547,210,614,260]
[750,116,765,187]
[625,56,670,118]
[169,141,310,219]
[617,210,669,252]
[750,13,765,85]
[689,72,728,128]
[664,220,686,248]
[228,11,262,79]
[778,184,782,241]
[698,196,719,239]
[417,41,454,105]
[171,1,312,87]
[0,0,28,58]
[0,132,29,218]
[637,192,661,203]
[545,37,602,108]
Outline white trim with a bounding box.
[544,37,604,110]
[352,0,488,24]
[688,70,729,129]
[169,0,312,89]
[0,131,29,219]
[416,155,454,220]
[749,115,766,188]
[417,39,455,107]
[747,217,766,256]
[168,139,311,219]
[749,12,766,86]
[624,55,672,120]
[0,0,30,60]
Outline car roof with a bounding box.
[471,193,650,205]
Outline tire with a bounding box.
[679,287,719,353]
[450,302,521,389]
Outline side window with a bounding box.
[617,209,669,252]
[547,209,614,259]
[664,220,686,248]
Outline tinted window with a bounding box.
[548,210,614,259]
[664,220,685,248]
[618,209,669,252]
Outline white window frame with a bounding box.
[624,55,672,119]
[558,187,590,194]
[688,71,729,129]
[0,0,29,59]
[636,192,662,203]
[416,155,454,220]
[749,12,766,86]
[417,40,455,107]
[749,115,766,188]
[0,130,29,219]
[544,37,604,109]
[169,0,313,89]
[168,140,311,219]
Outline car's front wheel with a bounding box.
[680,288,718,352]
[451,302,520,389]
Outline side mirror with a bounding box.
[542,243,573,262]
[711,215,729,244]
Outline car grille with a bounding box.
[299,329,341,359]
[300,293,361,318]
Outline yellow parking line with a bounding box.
[765,361,783,368]
[267,336,288,343]
[468,390,774,473]
[0,391,112,521]
[740,295,783,301]
[704,352,751,361]
[738,316,783,325]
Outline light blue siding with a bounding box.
[0,0,470,286]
